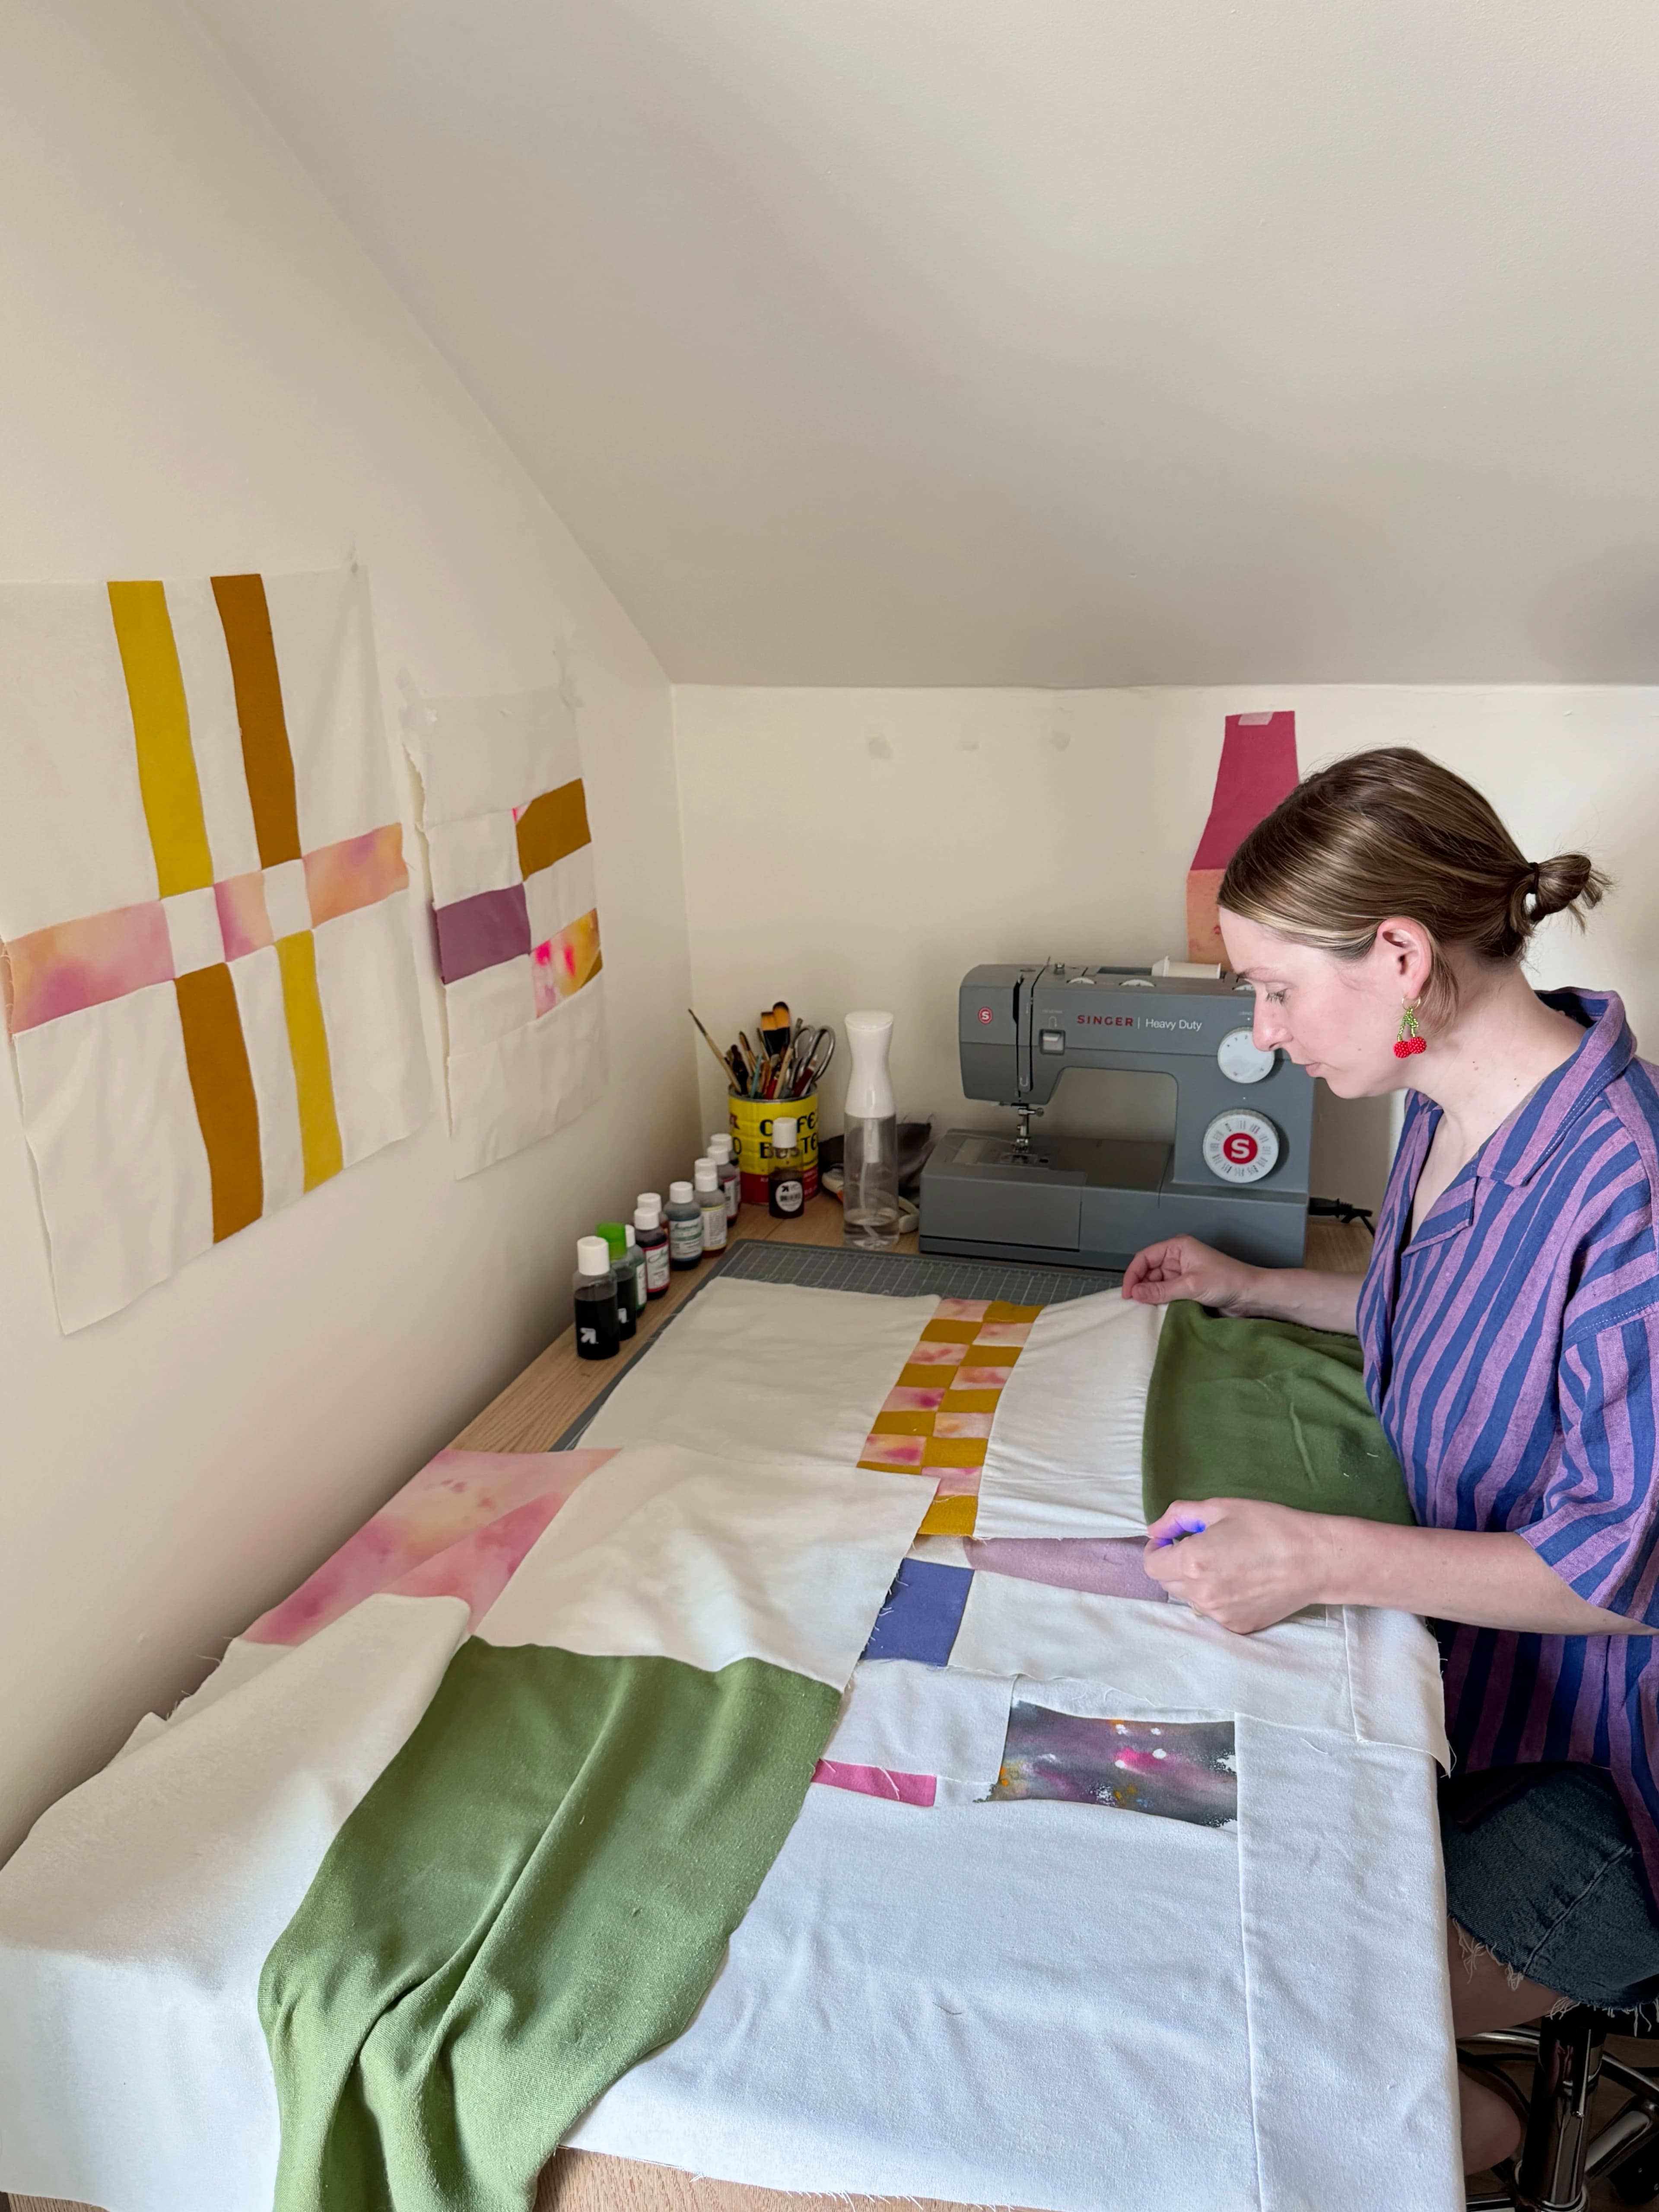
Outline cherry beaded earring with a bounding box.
[1394,999,1426,1058]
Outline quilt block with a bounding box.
[402,682,605,1176]
[0,569,429,1329]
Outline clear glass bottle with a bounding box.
[842,1009,899,1249]
[573,1235,621,1361]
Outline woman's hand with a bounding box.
[1121,1236,1265,1313]
[1143,1498,1340,1632]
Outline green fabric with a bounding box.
[1141,1299,1414,1527]
[260,1643,840,2212]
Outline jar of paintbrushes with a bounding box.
[687,1003,834,1210]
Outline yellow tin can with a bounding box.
[729,1093,819,1209]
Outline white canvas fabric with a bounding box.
[950,1573,1450,1766]
[824,1660,1014,1788]
[443,966,607,1179]
[1236,1716,1462,2212]
[572,1732,1460,2211]
[476,1442,930,1689]
[402,681,582,823]
[580,1278,941,1471]
[974,1291,1163,1540]
[0,1593,467,2212]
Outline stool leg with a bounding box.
[1514,2008,1607,2212]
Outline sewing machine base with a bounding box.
[919,1127,1309,1272]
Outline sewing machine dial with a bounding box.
[1216,1027,1276,1084]
[1202,1110,1281,1184]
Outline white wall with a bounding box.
[675,685,1659,1209]
[0,0,698,1856]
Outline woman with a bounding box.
[1122,747,1659,2176]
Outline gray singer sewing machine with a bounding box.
[919,963,1315,1271]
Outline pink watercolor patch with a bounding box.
[933,1410,995,1440]
[4,901,174,1033]
[304,823,408,929]
[532,909,603,1017]
[930,1465,982,1497]
[214,871,274,960]
[955,1366,1018,1391]
[934,1298,992,1323]
[973,1321,1033,1346]
[859,1433,928,1470]
[245,1446,614,1646]
[907,1341,970,1367]
[813,1760,936,1807]
[882,1386,946,1414]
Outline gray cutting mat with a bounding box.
[554,1237,1120,1447]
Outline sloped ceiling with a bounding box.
[178,0,1659,684]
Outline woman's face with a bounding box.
[1218,909,1418,1099]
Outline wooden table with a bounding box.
[10,1201,1373,2212]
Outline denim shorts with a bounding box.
[1440,1762,1659,2012]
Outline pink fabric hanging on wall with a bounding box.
[1185,710,1300,962]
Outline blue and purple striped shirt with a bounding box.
[1358,989,1659,1904]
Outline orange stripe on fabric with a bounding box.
[984,1301,1044,1324]
[304,825,408,928]
[940,1389,1005,1416]
[210,573,302,868]
[108,581,213,897]
[515,781,591,878]
[276,932,343,1190]
[919,1319,982,1344]
[174,965,263,1240]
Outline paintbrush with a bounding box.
[688,1009,740,1092]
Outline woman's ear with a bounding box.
[1375,918,1436,1000]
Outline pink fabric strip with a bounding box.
[304,823,408,929]
[812,1760,937,1807]
[963,1535,1170,1604]
[3,901,174,1033]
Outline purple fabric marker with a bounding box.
[1150,1514,1208,1550]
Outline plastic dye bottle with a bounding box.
[595,1220,638,1340]
[623,1221,648,1319]
[709,1133,741,1222]
[696,1160,728,1252]
[666,1181,704,1270]
[573,1235,621,1361]
[634,1200,670,1298]
[768,1116,806,1220]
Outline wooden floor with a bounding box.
[6,1200,1379,2212]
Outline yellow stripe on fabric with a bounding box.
[175,965,263,1241]
[276,931,343,1190]
[107,581,214,897]
[918,1494,978,1537]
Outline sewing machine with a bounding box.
[919,963,1315,1271]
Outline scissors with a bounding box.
[791,1026,836,1096]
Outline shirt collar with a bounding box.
[1478,988,1634,1189]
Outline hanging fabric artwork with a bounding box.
[401,681,605,1177]
[0,568,430,1332]
[1185,709,1299,963]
